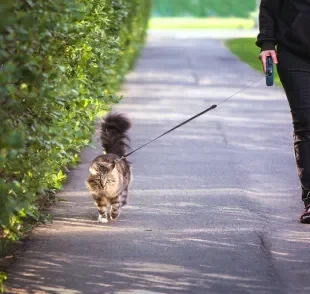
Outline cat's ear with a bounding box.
[98,161,115,171]
[89,163,100,175]
[105,161,115,171]
[89,161,115,174]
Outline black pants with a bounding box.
[277,45,310,206]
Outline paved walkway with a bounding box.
[5,31,310,294]
[148,28,259,39]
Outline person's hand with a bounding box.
[259,50,278,73]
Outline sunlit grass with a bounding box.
[148,17,254,29]
[225,38,282,86]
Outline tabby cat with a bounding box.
[86,113,132,223]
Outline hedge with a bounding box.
[0,0,151,258]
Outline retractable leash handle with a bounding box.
[266,56,274,86]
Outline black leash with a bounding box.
[117,76,265,161]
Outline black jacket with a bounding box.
[256,0,310,56]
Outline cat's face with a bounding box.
[88,161,119,191]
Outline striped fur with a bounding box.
[86,112,132,223]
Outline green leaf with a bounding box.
[0,0,151,252]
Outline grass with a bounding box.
[225,38,282,86]
[148,17,254,30]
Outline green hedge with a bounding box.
[0,0,151,255]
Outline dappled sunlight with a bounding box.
[5,32,310,293]
[5,233,284,294]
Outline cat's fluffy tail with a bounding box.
[100,112,131,157]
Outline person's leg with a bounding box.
[277,46,310,216]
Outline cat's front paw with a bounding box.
[98,214,108,223]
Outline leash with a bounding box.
[116,76,265,162]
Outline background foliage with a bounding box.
[0,0,151,261]
[153,0,256,18]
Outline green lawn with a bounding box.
[225,38,282,86]
[149,17,254,29]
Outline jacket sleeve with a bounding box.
[256,0,282,51]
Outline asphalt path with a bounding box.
[5,30,310,294]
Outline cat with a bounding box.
[86,112,132,223]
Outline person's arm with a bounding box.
[256,0,281,72]
[256,0,281,51]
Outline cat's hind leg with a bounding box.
[121,186,129,207]
[110,195,122,220]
